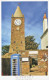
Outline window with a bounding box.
[21,41,22,44]
[13,49,15,51]
[14,41,15,43]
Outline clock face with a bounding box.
[14,19,21,26]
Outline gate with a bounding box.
[11,54,21,76]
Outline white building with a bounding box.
[41,13,48,50]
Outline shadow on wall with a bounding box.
[2,58,10,75]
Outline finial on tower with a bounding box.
[43,13,47,19]
[12,14,14,17]
[18,2,21,6]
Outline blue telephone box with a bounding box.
[11,54,21,76]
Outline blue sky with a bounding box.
[2,1,48,49]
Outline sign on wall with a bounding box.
[22,58,29,61]
[29,51,38,54]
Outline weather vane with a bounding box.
[18,2,21,6]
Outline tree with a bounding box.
[2,45,9,55]
[25,36,39,50]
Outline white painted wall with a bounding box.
[43,19,47,33]
[41,31,48,49]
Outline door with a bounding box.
[12,59,18,75]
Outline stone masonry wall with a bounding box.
[22,61,30,75]
[38,50,48,72]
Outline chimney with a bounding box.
[43,13,47,19]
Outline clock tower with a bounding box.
[9,6,25,53]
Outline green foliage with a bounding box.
[2,45,9,55]
[25,36,39,50]
[32,64,35,67]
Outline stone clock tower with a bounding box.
[9,6,25,53]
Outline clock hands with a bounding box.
[14,19,21,26]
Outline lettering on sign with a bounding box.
[29,51,38,54]
[13,56,18,58]
[22,58,29,61]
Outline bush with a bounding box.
[32,65,35,67]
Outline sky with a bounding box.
[2,1,48,49]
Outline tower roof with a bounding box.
[43,13,47,19]
[14,6,23,17]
